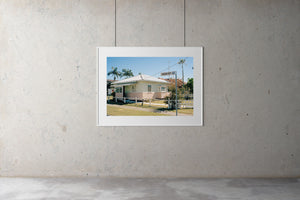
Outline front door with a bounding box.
[123,86,125,97]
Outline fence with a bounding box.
[110,97,193,109]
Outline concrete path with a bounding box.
[0,178,299,200]
[108,104,191,116]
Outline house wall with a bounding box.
[126,92,170,100]
[125,92,144,100]
[125,81,170,99]
[0,0,299,177]
[114,86,123,98]
[135,81,167,93]
[115,92,123,98]
[124,85,136,93]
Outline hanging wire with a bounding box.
[184,0,186,47]
[115,0,117,46]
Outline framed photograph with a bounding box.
[97,47,203,126]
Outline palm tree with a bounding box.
[178,59,186,84]
[107,67,121,80]
[121,68,134,78]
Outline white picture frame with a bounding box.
[97,47,203,126]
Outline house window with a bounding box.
[148,85,151,92]
[116,87,122,93]
[132,85,136,92]
[160,86,166,92]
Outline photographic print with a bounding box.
[98,47,203,126]
[106,57,194,117]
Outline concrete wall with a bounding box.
[0,0,299,177]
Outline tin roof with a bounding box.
[112,74,168,85]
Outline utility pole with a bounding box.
[161,71,178,116]
[175,72,178,116]
[168,61,170,79]
[181,62,184,84]
[178,59,186,84]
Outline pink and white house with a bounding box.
[112,74,170,100]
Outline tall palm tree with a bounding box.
[121,68,134,78]
[107,67,121,80]
[178,59,186,83]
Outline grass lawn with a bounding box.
[107,105,168,116]
[151,100,167,104]
[171,108,193,115]
[126,103,168,109]
[119,103,193,115]
[156,107,193,115]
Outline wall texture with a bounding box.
[0,0,299,177]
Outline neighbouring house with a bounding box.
[112,74,170,100]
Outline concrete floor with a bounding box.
[0,178,299,200]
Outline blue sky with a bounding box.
[107,57,193,82]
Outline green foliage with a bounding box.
[107,67,121,80]
[121,68,134,78]
[178,59,186,65]
[186,78,193,93]
[108,67,134,80]
[165,85,177,109]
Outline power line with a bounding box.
[151,62,178,77]
[151,57,190,77]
